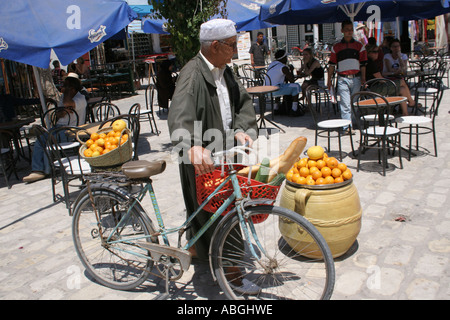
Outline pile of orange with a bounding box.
[83,129,128,158]
[286,146,352,185]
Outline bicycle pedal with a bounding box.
[137,242,191,271]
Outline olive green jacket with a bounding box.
[168,52,257,154]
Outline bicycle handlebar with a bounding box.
[212,144,258,167]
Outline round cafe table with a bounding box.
[357,96,407,107]
[357,96,407,123]
[246,85,285,134]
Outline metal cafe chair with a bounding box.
[0,129,20,188]
[140,85,160,135]
[351,91,403,176]
[34,125,90,215]
[92,102,121,122]
[395,77,443,160]
[306,85,354,161]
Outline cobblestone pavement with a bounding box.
[0,76,449,301]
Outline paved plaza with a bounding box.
[0,74,449,301]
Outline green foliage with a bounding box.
[148,0,228,67]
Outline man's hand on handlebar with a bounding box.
[189,133,254,175]
[234,132,253,149]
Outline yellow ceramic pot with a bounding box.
[279,179,362,259]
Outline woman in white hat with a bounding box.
[23,76,87,183]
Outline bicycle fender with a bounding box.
[208,199,275,282]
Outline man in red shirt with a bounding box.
[327,20,367,134]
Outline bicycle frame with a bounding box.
[102,162,266,264]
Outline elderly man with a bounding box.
[168,19,257,264]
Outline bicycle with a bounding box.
[71,146,335,300]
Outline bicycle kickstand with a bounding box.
[154,266,171,300]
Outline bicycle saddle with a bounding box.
[122,160,166,179]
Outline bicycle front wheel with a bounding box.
[211,205,335,300]
[72,185,157,291]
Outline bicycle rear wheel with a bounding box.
[211,205,335,300]
[72,185,157,291]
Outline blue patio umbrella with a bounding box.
[0,0,137,69]
[142,0,275,34]
[142,17,170,34]
[260,0,450,25]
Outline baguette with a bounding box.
[268,137,307,181]
[237,137,307,181]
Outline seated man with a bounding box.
[265,50,302,116]
[23,75,87,183]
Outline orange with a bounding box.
[96,138,105,147]
[316,159,326,170]
[99,133,107,139]
[86,139,94,148]
[337,162,347,172]
[309,166,319,173]
[315,177,325,185]
[311,170,322,180]
[89,144,103,153]
[299,167,310,178]
[101,148,111,155]
[91,151,101,157]
[107,130,116,137]
[114,131,122,137]
[321,166,332,177]
[110,137,120,145]
[326,157,339,169]
[89,143,98,151]
[292,174,303,184]
[324,176,335,184]
[307,159,317,169]
[342,169,352,180]
[323,152,328,159]
[298,158,308,168]
[83,149,93,157]
[334,176,344,184]
[110,144,118,150]
[306,178,316,185]
[90,132,99,141]
[286,170,294,181]
[297,177,307,185]
[331,168,342,178]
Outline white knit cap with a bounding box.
[199,18,237,41]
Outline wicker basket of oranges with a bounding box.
[78,120,132,169]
